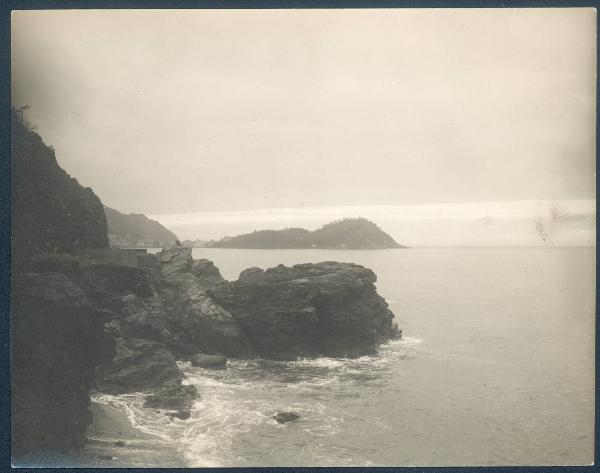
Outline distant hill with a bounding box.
[211,218,405,249]
[104,206,178,248]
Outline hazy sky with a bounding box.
[11,9,596,244]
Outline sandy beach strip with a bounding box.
[78,401,187,468]
[13,401,187,468]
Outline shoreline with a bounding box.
[12,401,187,468]
[74,401,187,468]
[82,400,187,467]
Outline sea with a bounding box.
[94,247,595,467]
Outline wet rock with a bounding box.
[272,412,300,424]
[210,261,401,360]
[159,246,255,357]
[114,440,128,447]
[169,411,191,421]
[143,382,198,419]
[95,338,184,393]
[190,353,228,369]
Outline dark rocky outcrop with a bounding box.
[11,273,115,458]
[12,244,401,460]
[104,206,178,249]
[11,111,109,273]
[210,261,401,360]
[158,247,255,358]
[143,383,198,420]
[95,338,183,393]
[10,111,114,461]
[272,412,300,424]
[211,218,405,249]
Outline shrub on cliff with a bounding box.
[11,109,109,272]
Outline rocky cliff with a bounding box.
[13,245,401,460]
[10,109,402,463]
[11,111,109,272]
[211,218,404,249]
[11,273,115,459]
[85,246,399,397]
[210,261,401,359]
[10,111,114,462]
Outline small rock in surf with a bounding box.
[272,412,300,423]
[170,410,191,420]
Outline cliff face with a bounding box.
[211,218,404,249]
[10,112,114,461]
[210,261,401,359]
[157,247,256,357]
[104,206,178,248]
[11,273,115,458]
[11,112,109,272]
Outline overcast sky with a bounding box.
[11,8,596,244]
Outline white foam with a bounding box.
[400,336,423,345]
[91,334,423,467]
[291,357,345,369]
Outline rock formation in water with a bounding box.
[104,206,178,248]
[156,247,256,358]
[10,108,401,462]
[272,412,301,424]
[210,261,401,359]
[11,111,109,273]
[69,245,399,394]
[211,217,405,249]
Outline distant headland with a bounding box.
[210,218,405,249]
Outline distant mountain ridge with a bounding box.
[104,206,178,248]
[211,218,405,249]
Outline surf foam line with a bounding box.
[90,337,421,467]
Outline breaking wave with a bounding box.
[93,336,422,467]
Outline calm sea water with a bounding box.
[96,248,595,466]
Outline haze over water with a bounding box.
[97,246,595,466]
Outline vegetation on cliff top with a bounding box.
[11,108,109,271]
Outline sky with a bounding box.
[11,8,596,245]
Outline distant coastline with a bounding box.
[209,218,405,250]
